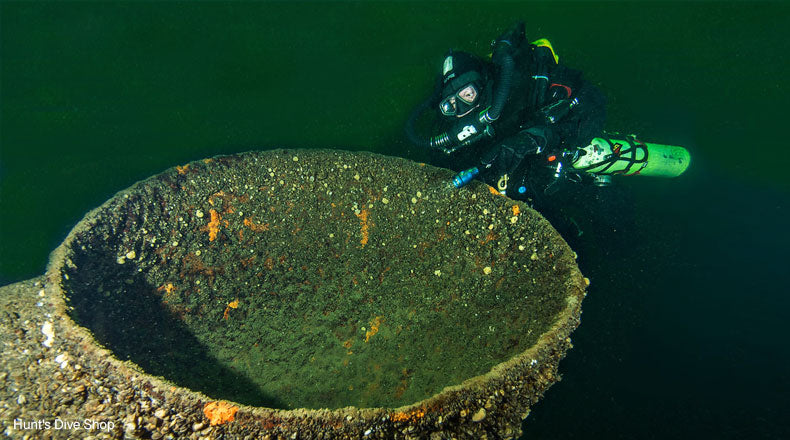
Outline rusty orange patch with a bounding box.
[207,190,225,207]
[488,185,508,197]
[223,299,239,320]
[356,208,370,247]
[203,401,238,426]
[157,283,175,293]
[176,164,190,175]
[243,217,269,232]
[207,209,220,242]
[479,231,497,245]
[512,204,520,216]
[365,315,384,342]
[390,408,425,423]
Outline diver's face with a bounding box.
[457,85,477,105]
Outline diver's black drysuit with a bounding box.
[405,22,607,209]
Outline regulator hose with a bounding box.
[404,77,455,151]
[482,43,515,123]
[404,94,453,151]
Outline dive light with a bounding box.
[451,167,480,188]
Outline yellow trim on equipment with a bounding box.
[531,38,559,64]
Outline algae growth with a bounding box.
[60,150,574,409]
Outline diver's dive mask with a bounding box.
[440,82,480,117]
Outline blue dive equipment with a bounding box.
[451,167,480,188]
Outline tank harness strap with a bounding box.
[619,136,649,175]
[575,135,649,175]
[529,42,557,110]
[550,83,572,98]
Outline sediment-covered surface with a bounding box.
[1,149,587,439]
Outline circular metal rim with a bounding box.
[42,149,587,438]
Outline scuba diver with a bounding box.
[404,22,611,236]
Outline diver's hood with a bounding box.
[404,27,518,153]
[439,51,490,117]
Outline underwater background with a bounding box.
[1,1,787,439]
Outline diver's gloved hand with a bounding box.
[447,111,493,151]
[500,129,545,157]
[477,143,521,183]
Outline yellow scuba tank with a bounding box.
[571,135,690,178]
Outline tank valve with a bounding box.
[593,175,613,187]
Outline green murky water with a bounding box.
[2,2,788,438]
